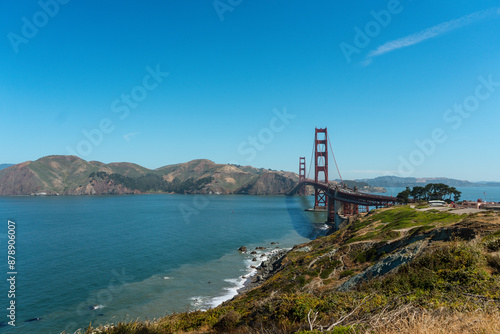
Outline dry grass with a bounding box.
[360,306,500,334]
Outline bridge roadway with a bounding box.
[288,179,401,207]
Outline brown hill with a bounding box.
[0,155,299,196]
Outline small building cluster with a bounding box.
[460,199,500,210]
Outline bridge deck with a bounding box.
[293,179,401,206]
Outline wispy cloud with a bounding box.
[123,132,140,142]
[366,7,500,61]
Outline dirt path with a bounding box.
[449,208,487,214]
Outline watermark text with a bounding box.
[6,220,16,327]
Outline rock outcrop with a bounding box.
[338,240,427,291]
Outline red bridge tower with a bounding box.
[299,157,306,195]
[314,127,328,210]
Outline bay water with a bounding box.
[1,187,498,333]
[0,195,327,333]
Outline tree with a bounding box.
[403,183,461,203]
[397,187,411,203]
[451,187,462,202]
[410,186,425,201]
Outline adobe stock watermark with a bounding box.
[339,0,411,64]
[213,0,242,21]
[65,65,168,157]
[7,0,70,54]
[175,108,294,225]
[398,74,500,176]
[64,268,134,333]
[237,107,295,163]
[179,195,210,225]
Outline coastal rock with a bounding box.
[238,246,247,252]
[338,240,427,292]
[252,258,257,261]
[251,249,288,287]
[295,246,312,252]
[256,247,266,250]
[250,251,257,255]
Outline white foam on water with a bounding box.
[203,247,293,309]
[206,277,246,308]
[190,296,210,308]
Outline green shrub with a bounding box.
[306,269,320,277]
[484,232,500,252]
[339,270,354,279]
[297,275,307,286]
[486,254,500,274]
[213,310,241,331]
[366,243,490,294]
[320,268,334,279]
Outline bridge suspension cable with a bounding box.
[307,137,315,180]
[328,134,344,187]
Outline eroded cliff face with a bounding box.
[69,178,139,195]
[0,163,44,195]
[235,172,297,195]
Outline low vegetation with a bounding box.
[345,206,464,243]
[82,207,500,334]
[89,171,213,193]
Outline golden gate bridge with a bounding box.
[288,128,401,227]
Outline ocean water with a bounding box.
[0,195,327,333]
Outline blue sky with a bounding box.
[1,0,499,181]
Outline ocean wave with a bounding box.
[188,246,292,312]
[207,277,246,308]
[206,247,290,309]
[190,296,210,309]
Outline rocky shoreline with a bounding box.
[237,246,290,294]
